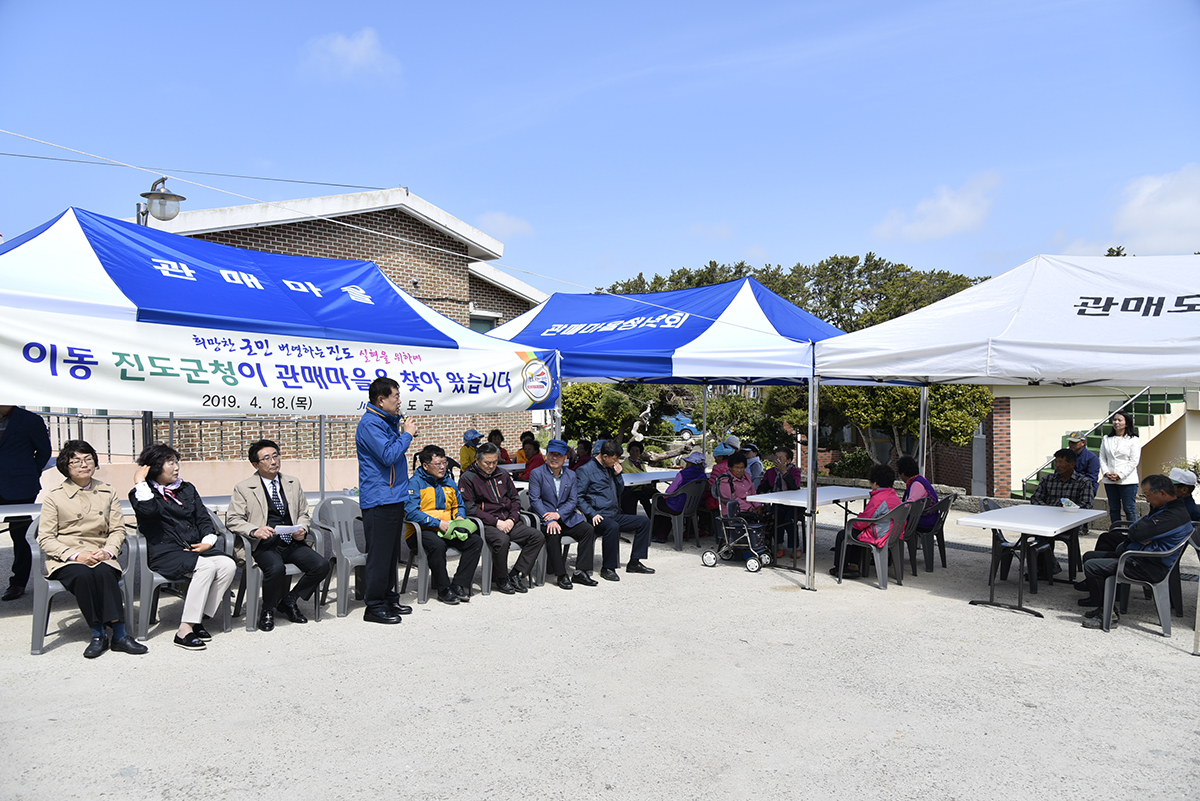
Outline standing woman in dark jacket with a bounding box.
[129,444,236,651]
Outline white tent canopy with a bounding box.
[815,254,1200,387]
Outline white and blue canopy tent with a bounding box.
[489,277,845,587]
[0,208,559,416]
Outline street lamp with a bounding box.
[136,177,186,225]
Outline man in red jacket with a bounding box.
[460,443,546,594]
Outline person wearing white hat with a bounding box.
[1169,467,1200,521]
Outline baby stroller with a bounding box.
[701,474,773,572]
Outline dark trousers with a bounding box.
[1104,483,1138,524]
[410,527,483,592]
[55,563,124,627]
[2,498,35,588]
[594,513,650,570]
[546,519,597,577]
[362,503,405,614]
[252,539,330,610]
[482,520,545,581]
[1082,548,1166,602]
[621,487,654,517]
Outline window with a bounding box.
[470,317,496,333]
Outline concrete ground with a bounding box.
[2,505,1198,800]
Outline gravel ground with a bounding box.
[2,506,1199,800]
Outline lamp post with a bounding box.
[136,177,186,225]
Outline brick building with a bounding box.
[157,188,548,465]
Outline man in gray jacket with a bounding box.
[576,440,653,582]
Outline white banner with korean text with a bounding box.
[0,307,558,415]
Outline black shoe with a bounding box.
[452,583,471,602]
[173,632,207,650]
[572,570,598,587]
[192,624,212,641]
[389,604,413,616]
[110,635,148,655]
[257,610,275,632]
[1,584,24,601]
[493,578,517,595]
[277,598,308,624]
[363,609,401,624]
[1082,609,1118,629]
[600,568,620,582]
[556,574,574,590]
[437,588,460,605]
[1073,580,1090,592]
[509,572,528,593]
[1077,596,1102,607]
[626,561,655,574]
[83,635,109,659]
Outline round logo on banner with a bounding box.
[522,358,553,404]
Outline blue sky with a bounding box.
[1,1,1197,294]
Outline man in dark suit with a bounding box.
[0,405,52,600]
[576,439,654,582]
[225,439,330,631]
[528,439,598,589]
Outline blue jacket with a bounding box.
[1073,446,1100,493]
[405,466,466,530]
[528,463,585,528]
[1123,499,1193,571]
[576,458,623,519]
[355,404,413,510]
[0,406,51,501]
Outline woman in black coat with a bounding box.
[129,444,236,651]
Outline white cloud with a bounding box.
[874,172,1003,241]
[300,28,401,82]
[743,245,770,262]
[477,211,533,239]
[687,221,734,241]
[1112,164,1200,255]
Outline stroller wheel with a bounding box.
[718,548,735,561]
[759,550,773,567]
[745,557,761,573]
[701,550,718,567]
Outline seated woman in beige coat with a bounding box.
[37,440,147,658]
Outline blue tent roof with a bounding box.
[488,277,843,383]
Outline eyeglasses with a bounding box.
[256,453,281,463]
[430,459,448,468]
[68,458,95,467]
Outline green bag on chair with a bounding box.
[440,519,477,541]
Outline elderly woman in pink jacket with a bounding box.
[831,463,901,579]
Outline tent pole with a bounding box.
[701,384,708,456]
[918,385,930,475]
[318,414,326,501]
[552,351,563,440]
[806,375,819,590]
[140,411,154,451]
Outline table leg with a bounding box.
[969,533,1044,618]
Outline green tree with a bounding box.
[1106,246,1126,257]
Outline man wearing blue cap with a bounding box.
[528,439,599,589]
[577,440,654,581]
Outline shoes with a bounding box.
[258,610,275,632]
[437,588,460,605]
[493,578,517,595]
[1073,580,1090,592]
[793,549,804,559]
[452,583,471,603]
[777,548,787,559]
[572,570,598,587]
[1082,608,1119,629]
[277,598,308,624]
[363,609,401,624]
[1,584,24,601]
[556,574,573,590]
[1077,597,1102,607]
[111,635,148,655]
[83,635,109,659]
[389,603,413,616]
[600,568,620,582]
[509,572,528,593]
[830,565,860,578]
[193,624,212,641]
[651,535,668,543]
[174,632,207,650]
[626,561,655,574]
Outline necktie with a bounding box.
[271,481,292,544]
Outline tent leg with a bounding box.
[806,375,820,590]
[701,384,708,457]
[318,414,326,502]
[918,386,930,475]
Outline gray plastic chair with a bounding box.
[835,502,911,589]
[981,498,1054,594]
[310,496,380,618]
[649,479,707,551]
[134,510,233,640]
[402,517,486,604]
[28,515,136,655]
[905,494,955,574]
[478,512,547,595]
[233,526,325,632]
[1100,521,1194,635]
[897,497,928,577]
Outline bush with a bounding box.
[826,447,873,479]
